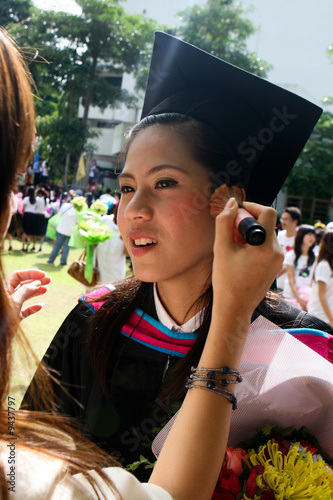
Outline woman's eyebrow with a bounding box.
[118,164,189,180]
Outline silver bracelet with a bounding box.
[185,366,242,410]
[185,379,238,410]
[190,366,242,383]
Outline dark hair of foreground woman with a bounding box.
[0,28,120,500]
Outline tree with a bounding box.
[176,0,271,77]
[283,42,333,202]
[0,0,32,26]
[323,43,333,105]
[282,111,333,200]
[12,0,158,185]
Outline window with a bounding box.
[286,195,330,223]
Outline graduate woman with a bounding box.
[0,27,290,500]
[24,33,332,477]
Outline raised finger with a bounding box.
[242,202,277,234]
[21,303,44,319]
[8,269,48,289]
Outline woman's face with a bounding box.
[118,125,216,285]
[303,231,317,249]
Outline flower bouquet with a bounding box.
[71,196,88,212]
[69,197,112,284]
[214,425,333,499]
[90,199,108,216]
[151,317,333,498]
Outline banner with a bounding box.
[76,154,86,181]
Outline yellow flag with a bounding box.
[76,154,86,181]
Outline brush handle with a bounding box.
[236,208,266,246]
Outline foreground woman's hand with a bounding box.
[6,269,52,319]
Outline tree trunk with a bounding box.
[64,145,70,188]
[82,55,97,126]
[64,80,76,187]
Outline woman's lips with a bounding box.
[131,238,158,256]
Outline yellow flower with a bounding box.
[245,440,333,500]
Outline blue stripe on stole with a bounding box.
[286,328,329,338]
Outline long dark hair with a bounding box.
[316,231,333,273]
[37,187,47,200]
[0,28,35,407]
[293,224,316,268]
[27,185,36,204]
[88,113,226,400]
[88,112,274,402]
[0,29,119,500]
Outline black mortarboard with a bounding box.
[141,32,322,206]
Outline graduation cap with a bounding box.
[141,32,322,206]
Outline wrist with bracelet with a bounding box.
[185,366,242,410]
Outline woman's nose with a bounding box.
[124,189,153,221]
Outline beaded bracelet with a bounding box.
[191,366,242,383]
[185,366,242,410]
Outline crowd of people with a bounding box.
[8,182,333,326]
[5,177,127,282]
[276,206,333,325]
[0,27,332,500]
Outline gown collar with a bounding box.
[153,283,203,333]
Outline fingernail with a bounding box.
[34,280,42,287]
[225,197,237,210]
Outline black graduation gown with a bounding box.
[22,294,332,480]
[23,299,182,479]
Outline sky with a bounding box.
[33,0,333,105]
[33,0,81,15]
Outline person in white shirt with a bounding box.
[99,187,116,211]
[283,225,317,310]
[47,194,77,265]
[96,207,128,284]
[276,206,302,289]
[22,186,37,251]
[308,230,333,326]
[41,160,49,184]
[35,188,48,251]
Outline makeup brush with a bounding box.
[209,184,266,246]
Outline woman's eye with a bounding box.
[155,179,178,189]
[120,185,134,194]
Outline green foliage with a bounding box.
[328,43,333,61]
[0,0,32,27]
[323,43,333,105]
[176,0,272,77]
[283,112,333,199]
[11,0,158,181]
[37,112,98,181]
[126,455,156,472]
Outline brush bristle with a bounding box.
[209,184,246,217]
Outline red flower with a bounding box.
[272,434,291,455]
[217,468,241,497]
[245,465,265,497]
[261,490,275,500]
[212,485,237,500]
[225,447,250,476]
[300,440,318,454]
